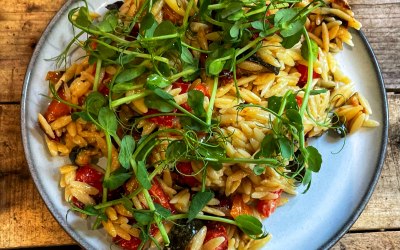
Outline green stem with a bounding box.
[244,6,267,17]
[300,28,315,117]
[207,3,226,10]
[167,214,237,226]
[110,91,151,108]
[182,0,195,29]
[168,101,209,127]
[206,77,218,125]
[93,59,102,91]
[203,157,283,166]
[143,191,170,245]
[102,133,113,203]
[181,42,211,53]
[168,68,196,82]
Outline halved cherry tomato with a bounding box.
[113,235,141,250]
[193,83,210,98]
[204,222,228,250]
[296,64,321,88]
[75,165,104,193]
[172,80,190,94]
[44,88,71,122]
[175,162,199,187]
[45,71,64,84]
[230,194,253,218]
[146,109,175,127]
[149,179,174,212]
[296,96,303,107]
[256,189,282,218]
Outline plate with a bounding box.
[21,1,389,249]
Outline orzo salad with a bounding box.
[37,0,379,249]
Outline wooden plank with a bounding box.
[0,0,65,13]
[334,231,400,249]
[0,94,399,247]
[351,93,400,230]
[0,104,75,248]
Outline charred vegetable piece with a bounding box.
[168,219,205,250]
[105,1,124,10]
[248,55,280,75]
[75,165,104,192]
[329,114,347,138]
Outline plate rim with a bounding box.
[20,1,389,249]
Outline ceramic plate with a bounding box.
[21,1,388,249]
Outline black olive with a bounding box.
[69,146,81,164]
[105,1,124,10]
[167,219,205,250]
[248,55,280,75]
[328,114,347,138]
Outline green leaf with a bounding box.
[119,135,135,169]
[166,140,187,161]
[274,8,306,38]
[153,88,174,101]
[115,66,146,84]
[154,203,172,218]
[221,2,243,18]
[154,20,177,37]
[235,215,264,236]
[98,107,118,136]
[306,146,322,172]
[286,109,303,129]
[96,42,116,59]
[103,171,132,190]
[253,165,265,176]
[85,91,107,116]
[187,90,206,118]
[282,30,302,48]
[75,7,91,27]
[251,21,264,31]
[146,74,171,90]
[134,211,154,226]
[181,47,195,65]
[259,134,278,158]
[285,93,299,111]
[278,137,293,159]
[71,111,91,122]
[137,161,152,189]
[112,82,137,93]
[267,96,282,114]
[188,191,214,221]
[97,10,118,33]
[198,144,226,160]
[140,13,158,38]
[144,94,175,112]
[179,116,208,131]
[301,39,318,62]
[207,59,225,76]
[309,89,328,95]
[229,22,241,39]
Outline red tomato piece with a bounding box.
[296,64,321,88]
[113,235,141,250]
[149,179,174,212]
[256,190,282,218]
[296,96,303,107]
[193,83,210,98]
[204,223,228,250]
[44,88,71,122]
[75,165,104,192]
[45,71,64,84]
[172,80,190,94]
[175,162,199,187]
[146,109,175,127]
[230,195,253,218]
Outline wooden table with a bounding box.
[0,0,399,249]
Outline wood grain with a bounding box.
[333,231,400,250]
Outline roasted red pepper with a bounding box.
[75,165,104,192]
[149,179,174,212]
[175,162,199,187]
[204,222,228,250]
[146,109,175,127]
[44,88,71,122]
[113,235,141,250]
[296,64,321,88]
[256,189,282,218]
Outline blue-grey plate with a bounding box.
[21,1,388,249]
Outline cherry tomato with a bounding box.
[296,96,303,107]
[172,80,190,94]
[75,165,104,192]
[193,83,210,98]
[175,162,199,187]
[113,235,141,250]
[230,195,253,218]
[44,88,71,122]
[146,109,175,127]
[204,222,228,250]
[149,179,174,212]
[45,71,64,84]
[256,190,282,218]
[296,64,321,88]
